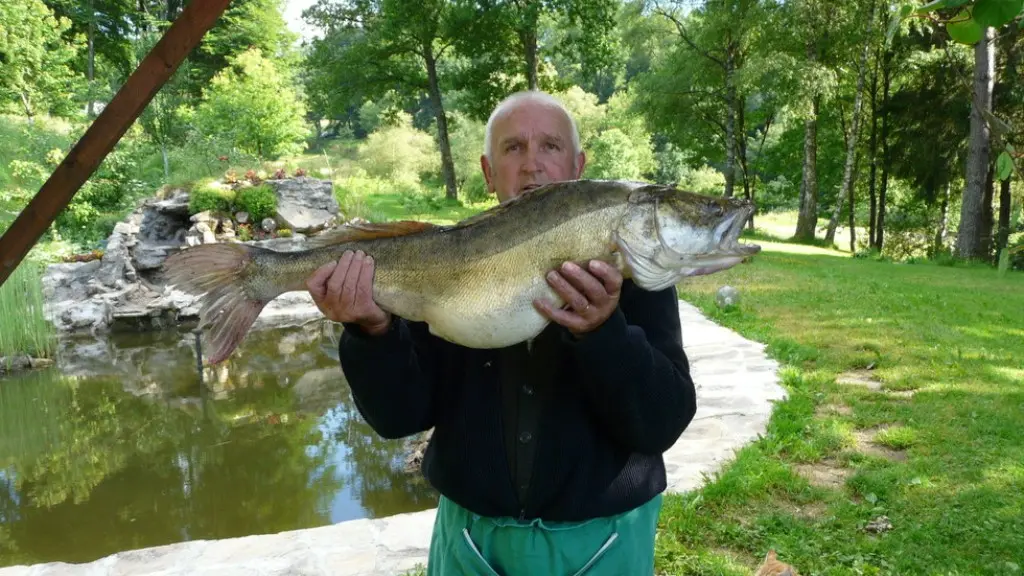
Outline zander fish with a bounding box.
[161,179,760,364]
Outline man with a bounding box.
[306,91,697,575]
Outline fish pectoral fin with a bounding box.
[307,220,442,248]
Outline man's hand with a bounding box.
[534,260,622,336]
[307,250,391,336]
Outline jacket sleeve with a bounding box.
[337,316,439,440]
[565,284,697,455]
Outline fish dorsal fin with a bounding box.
[306,220,441,248]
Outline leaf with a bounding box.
[972,0,1024,28]
[916,0,973,12]
[996,150,1014,180]
[887,3,916,43]
[947,7,985,43]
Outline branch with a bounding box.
[651,2,726,70]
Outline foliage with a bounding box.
[0,0,85,119]
[356,113,438,185]
[193,48,310,160]
[0,258,54,361]
[235,184,278,222]
[188,179,236,215]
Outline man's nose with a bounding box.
[521,147,541,172]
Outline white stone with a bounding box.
[0,300,783,576]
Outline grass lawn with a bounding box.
[656,239,1024,574]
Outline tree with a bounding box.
[0,0,85,120]
[194,48,310,160]
[637,0,766,199]
[890,0,1024,260]
[824,0,878,249]
[305,0,464,200]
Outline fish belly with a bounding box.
[423,275,556,348]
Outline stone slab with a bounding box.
[1,300,784,576]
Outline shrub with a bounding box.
[188,179,236,214]
[235,184,277,222]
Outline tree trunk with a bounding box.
[794,93,819,241]
[996,176,1011,256]
[876,48,892,250]
[87,3,96,117]
[19,91,33,123]
[934,182,950,255]
[981,165,995,259]
[425,48,458,200]
[519,26,538,90]
[957,26,996,260]
[162,142,170,182]
[826,0,874,245]
[868,48,880,248]
[723,45,737,198]
[736,88,752,227]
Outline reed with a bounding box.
[0,259,55,364]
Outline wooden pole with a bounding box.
[0,0,234,287]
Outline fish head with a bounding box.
[615,185,760,291]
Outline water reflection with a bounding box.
[0,320,438,567]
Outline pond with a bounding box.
[0,319,439,568]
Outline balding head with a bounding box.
[480,91,586,203]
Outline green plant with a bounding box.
[0,259,55,361]
[235,184,277,222]
[188,179,236,214]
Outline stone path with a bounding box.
[0,300,785,576]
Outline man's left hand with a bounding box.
[534,260,622,337]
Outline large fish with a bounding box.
[161,179,760,364]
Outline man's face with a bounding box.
[480,100,586,203]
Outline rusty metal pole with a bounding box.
[0,0,234,288]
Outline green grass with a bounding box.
[657,239,1024,575]
[0,258,55,362]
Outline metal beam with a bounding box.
[0,0,234,287]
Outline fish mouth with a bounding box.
[655,202,761,261]
[713,208,761,257]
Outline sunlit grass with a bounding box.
[659,243,1024,574]
[0,259,55,363]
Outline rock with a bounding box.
[190,210,216,225]
[131,188,192,271]
[262,217,277,233]
[96,229,137,288]
[235,211,250,224]
[403,429,433,474]
[0,355,33,374]
[194,222,217,244]
[264,177,340,234]
[40,185,326,337]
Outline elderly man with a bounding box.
[307,91,696,575]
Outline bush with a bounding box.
[188,179,236,214]
[235,184,277,222]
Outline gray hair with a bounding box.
[482,90,582,163]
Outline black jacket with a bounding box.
[337,279,697,522]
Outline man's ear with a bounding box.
[480,154,495,191]
[575,150,587,179]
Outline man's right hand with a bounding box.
[307,250,392,336]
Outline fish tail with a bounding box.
[162,243,278,365]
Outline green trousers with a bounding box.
[426,493,663,576]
